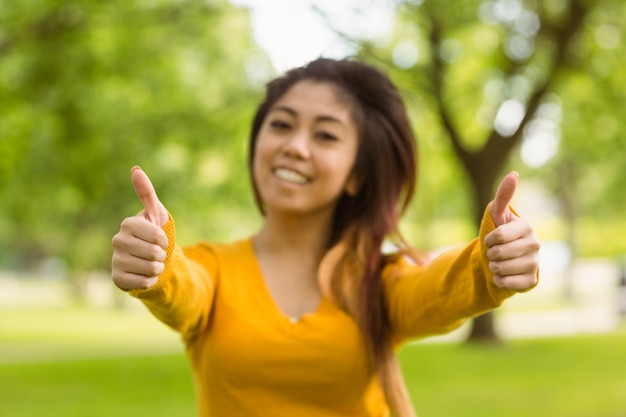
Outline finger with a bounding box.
[489,254,539,278]
[118,215,168,249]
[484,217,533,248]
[111,270,159,291]
[493,273,538,292]
[112,232,166,262]
[486,236,539,262]
[490,171,519,227]
[112,251,165,277]
[131,166,168,227]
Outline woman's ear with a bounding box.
[345,173,360,197]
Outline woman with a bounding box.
[111,58,540,417]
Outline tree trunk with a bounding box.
[467,313,500,344]
[557,161,577,300]
[465,157,503,344]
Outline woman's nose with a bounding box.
[282,130,311,159]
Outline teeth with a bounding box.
[274,168,309,184]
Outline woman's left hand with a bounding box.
[484,171,541,291]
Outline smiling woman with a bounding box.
[111,58,540,417]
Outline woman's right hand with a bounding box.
[111,167,169,290]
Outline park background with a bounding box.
[1,0,625,416]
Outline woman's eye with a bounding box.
[316,131,338,141]
[269,120,291,131]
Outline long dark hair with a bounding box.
[248,58,418,417]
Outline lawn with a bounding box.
[1,307,625,417]
[0,353,195,417]
[398,332,626,417]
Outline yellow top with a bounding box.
[130,207,517,417]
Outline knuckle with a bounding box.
[120,217,135,229]
[111,252,128,268]
[492,228,507,243]
[136,278,155,290]
[493,275,506,289]
[111,272,130,290]
[494,275,517,291]
[489,246,504,261]
[111,233,122,247]
[498,279,516,291]
[146,261,164,277]
[532,253,541,268]
[496,274,537,291]
[489,261,504,276]
[149,245,165,261]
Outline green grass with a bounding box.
[0,306,183,362]
[1,307,626,417]
[399,332,626,417]
[0,354,195,417]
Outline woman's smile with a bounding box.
[273,167,311,184]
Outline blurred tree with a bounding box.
[536,1,626,258]
[0,0,270,298]
[348,0,625,342]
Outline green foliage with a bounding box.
[357,0,626,257]
[2,0,624,275]
[0,0,269,272]
[577,217,626,258]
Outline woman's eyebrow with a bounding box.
[269,105,296,116]
[315,115,345,126]
[270,105,347,127]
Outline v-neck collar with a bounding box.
[244,237,333,326]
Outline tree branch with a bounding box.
[425,12,472,167]
[481,0,589,162]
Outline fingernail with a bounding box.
[131,165,142,173]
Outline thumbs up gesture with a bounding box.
[484,171,540,291]
[111,167,169,290]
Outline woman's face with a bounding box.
[252,80,359,218]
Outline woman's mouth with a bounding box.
[273,168,310,184]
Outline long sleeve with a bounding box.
[384,205,523,343]
[128,214,218,343]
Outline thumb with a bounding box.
[131,166,168,227]
[490,170,519,227]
